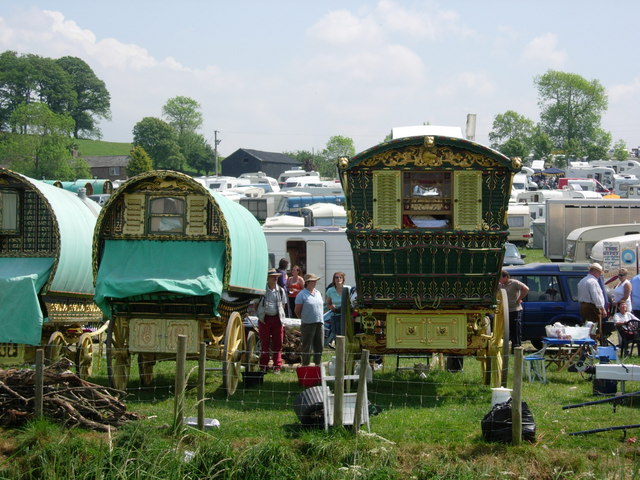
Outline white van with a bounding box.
[507,204,531,246]
[589,233,640,280]
[565,223,640,263]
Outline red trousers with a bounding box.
[259,314,284,370]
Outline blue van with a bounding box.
[504,263,609,348]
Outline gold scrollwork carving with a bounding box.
[406,326,416,335]
[359,145,500,169]
[437,327,448,336]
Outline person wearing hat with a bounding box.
[612,267,632,313]
[294,273,324,366]
[577,263,607,342]
[256,268,287,373]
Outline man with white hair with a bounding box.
[577,263,607,342]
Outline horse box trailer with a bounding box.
[564,223,640,263]
[544,199,640,262]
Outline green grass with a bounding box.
[523,248,551,264]
[1,352,638,478]
[75,138,133,156]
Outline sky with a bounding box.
[1,1,640,157]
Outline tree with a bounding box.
[283,150,316,172]
[612,139,629,162]
[530,127,554,162]
[127,145,153,176]
[319,135,356,178]
[180,131,215,174]
[0,51,37,131]
[535,70,609,158]
[162,96,203,136]
[56,56,111,139]
[7,102,78,180]
[132,117,184,170]
[488,110,535,158]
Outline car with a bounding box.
[503,242,525,266]
[505,263,609,349]
[89,194,111,206]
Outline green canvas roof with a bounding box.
[212,191,268,293]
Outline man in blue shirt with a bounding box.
[295,273,324,366]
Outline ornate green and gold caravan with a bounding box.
[0,169,103,377]
[337,135,521,385]
[93,170,268,394]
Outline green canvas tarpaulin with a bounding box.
[0,258,54,345]
[94,239,225,318]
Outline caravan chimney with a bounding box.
[465,114,476,141]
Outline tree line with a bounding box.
[489,70,628,166]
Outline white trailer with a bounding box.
[263,226,355,294]
[544,199,640,261]
[589,233,640,280]
[564,223,640,263]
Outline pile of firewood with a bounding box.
[282,328,302,364]
[0,359,141,431]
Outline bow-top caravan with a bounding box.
[93,171,267,394]
[337,134,521,386]
[0,169,103,377]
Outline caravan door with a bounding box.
[306,240,327,293]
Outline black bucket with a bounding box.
[593,378,617,395]
[242,371,265,388]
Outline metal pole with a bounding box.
[173,335,187,434]
[214,130,221,176]
[512,347,523,445]
[34,349,44,418]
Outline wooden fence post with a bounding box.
[34,349,44,419]
[333,336,345,428]
[197,342,206,431]
[173,335,187,434]
[353,349,369,433]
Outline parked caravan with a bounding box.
[60,178,113,196]
[589,233,640,280]
[564,166,615,188]
[557,177,610,193]
[93,170,268,394]
[0,169,103,377]
[263,226,354,295]
[544,199,640,261]
[338,133,520,387]
[507,204,531,246]
[564,223,640,263]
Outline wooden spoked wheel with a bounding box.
[243,330,260,373]
[485,288,509,388]
[223,312,245,396]
[45,331,66,364]
[138,353,156,386]
[76,333,94,379]
[107,319,131,391]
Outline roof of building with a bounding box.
[225,149,298,166]
[82,155,130,167]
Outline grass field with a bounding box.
[75,138,133,156]
[1,348,638,479]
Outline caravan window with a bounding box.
[148,196,185,233]
[0,190,19,234]
[402,172,452,228]
[507,215,525,228]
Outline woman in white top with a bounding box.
[612,267,632,312]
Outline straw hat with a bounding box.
[267,268,280,276]
[589,263,603,273]
[304,273,321,282]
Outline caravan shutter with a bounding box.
[453,171,482,230]
[123,194,146,235]
[373,171,401,229]
[186,195,208,236]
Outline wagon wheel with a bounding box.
[243,330,260,373]
[76,333,94,379]
[138,353,156,386]
[107,318,130,391]
[223,312,245,396]
[483,289,508,388]
[45,331,67,364]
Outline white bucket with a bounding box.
[491,387,512,406]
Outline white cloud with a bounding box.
[436,71,495,97]
[608,78,640,102]
[521,33,567,68]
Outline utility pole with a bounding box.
[214,130,222,175]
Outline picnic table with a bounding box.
[536,337,597,372]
